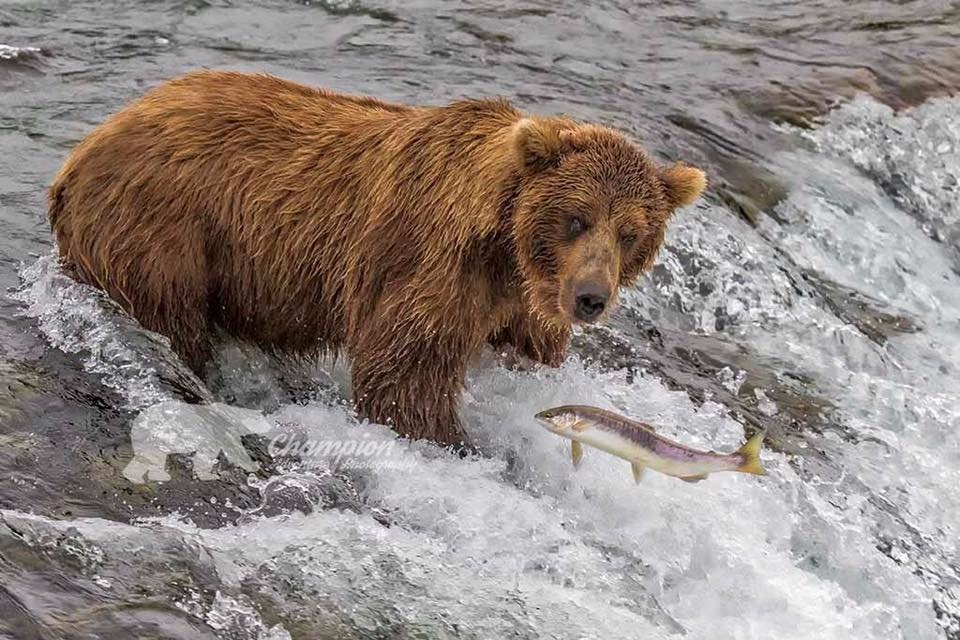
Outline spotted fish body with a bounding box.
[534,405,765,483]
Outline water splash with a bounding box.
[14,255,210,409]
[804,95,960,264]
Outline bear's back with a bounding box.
[48,71,523,368]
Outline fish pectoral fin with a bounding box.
[571,441,584,468]
[631,462,646,484]
[571,419,591,432]
[680,474,708,484]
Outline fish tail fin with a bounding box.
[736,431,766,476]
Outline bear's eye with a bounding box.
[619,230,638,246]
[569,216,588,237]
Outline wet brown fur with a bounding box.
[49,71,706,444]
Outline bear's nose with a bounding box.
[574,284,608,322]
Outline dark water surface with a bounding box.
[1,1,959,638]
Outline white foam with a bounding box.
[0,44,43,60]
[805,95,960,243]
[0,356,945,638]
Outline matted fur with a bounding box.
[49,71,705,444]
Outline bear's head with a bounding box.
[510,117,705,327]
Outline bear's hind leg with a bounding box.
[147,275,212,375]
[109,244,213,375]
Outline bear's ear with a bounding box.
[513,118,565,171]
[512,119,600,172]
[660,163,707,208]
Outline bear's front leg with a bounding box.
[350,333,471,445]
[489,311,570,368]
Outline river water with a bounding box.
[1,1,959,639]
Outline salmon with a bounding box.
[535,405,765,483]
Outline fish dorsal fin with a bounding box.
[610,411,656,433]
[680,474,708,483]
[631,462,645,484]
[571,441,584,468]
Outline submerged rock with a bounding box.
[0,510,279,640]
[797,269,922,345]
[0,345,272,527]
[741,58,960,129]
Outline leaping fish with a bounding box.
[534,405,765,483]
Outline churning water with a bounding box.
[1,1,959,639]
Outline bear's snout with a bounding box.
[559,226,619,324]
[573,281,609,322]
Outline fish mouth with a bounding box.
[534,411,562,432]
[534,415,555,429]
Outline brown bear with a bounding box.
[49,71,706,444]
